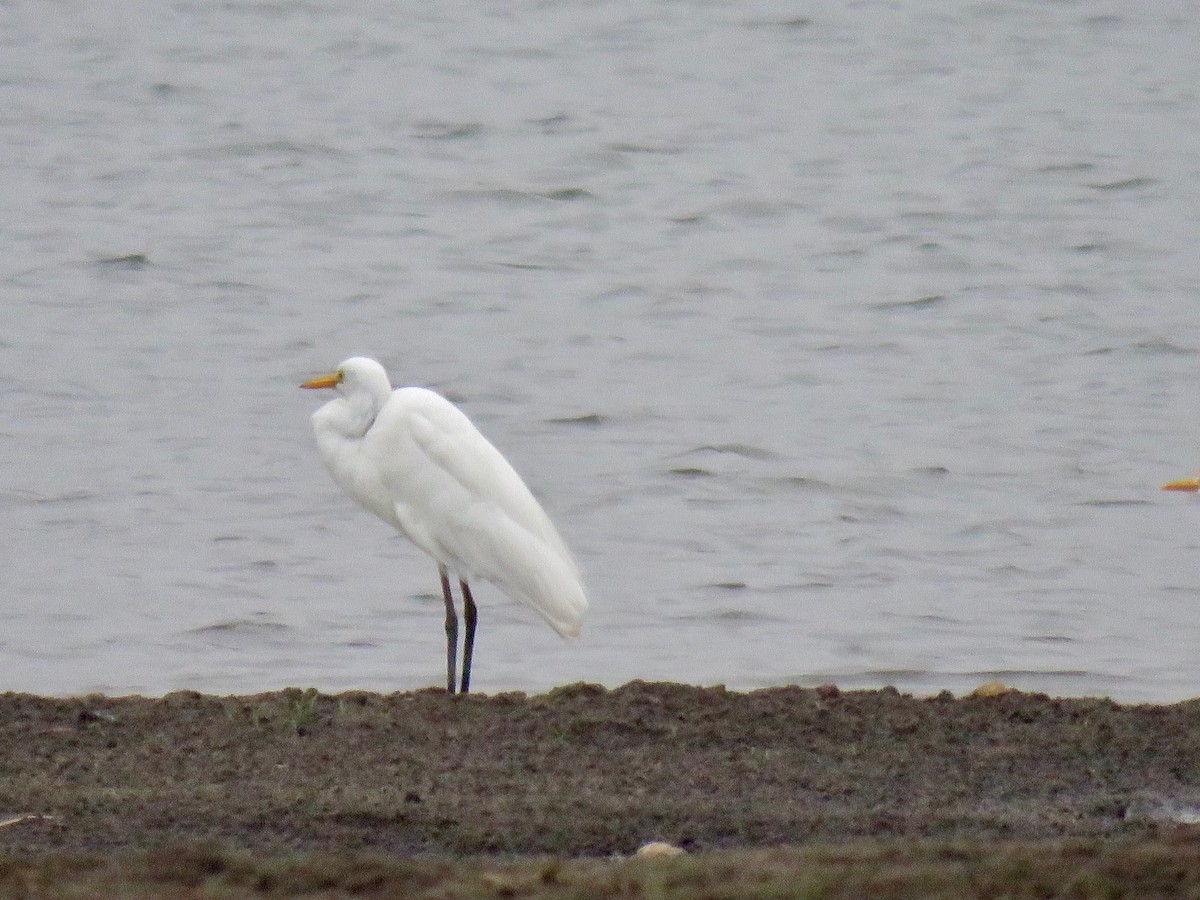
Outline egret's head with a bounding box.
[301,357,392,399]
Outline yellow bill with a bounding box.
[300,370,342,390]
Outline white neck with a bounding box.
[314,389,381,442]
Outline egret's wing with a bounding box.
[371,388,587,637]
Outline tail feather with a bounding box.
[455,507,588,638]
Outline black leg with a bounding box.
[439,565,457,693]
[460,579,478,694]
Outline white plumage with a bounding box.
[302,356,588,692]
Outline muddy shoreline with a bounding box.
[4,680,1200,857]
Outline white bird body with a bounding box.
[302,357,587,691]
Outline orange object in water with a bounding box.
[1161,477,1200,492]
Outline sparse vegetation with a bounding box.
[3,835,1200,898]
[3,682,1200,896]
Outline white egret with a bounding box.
[301,357,588,693]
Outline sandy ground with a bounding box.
[3,681,1200,896]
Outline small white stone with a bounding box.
[635,841,686,858]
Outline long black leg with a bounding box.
[439,565,457,693]
[460,579,478,694]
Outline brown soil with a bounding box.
[3,681,1200,896]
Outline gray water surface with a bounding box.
[4,2,1200,701]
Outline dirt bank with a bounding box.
[3,681,1200,896]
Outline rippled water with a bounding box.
[4,2,1200,701]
